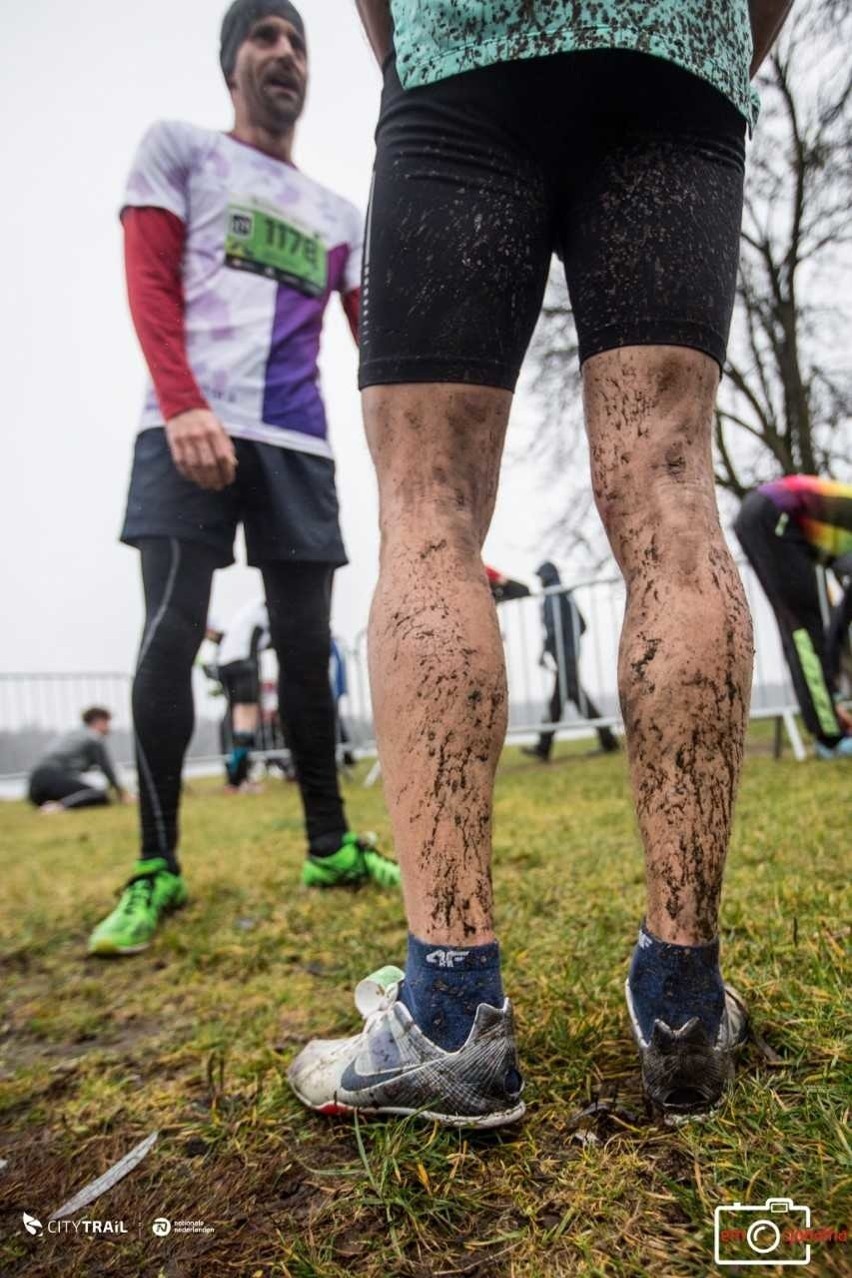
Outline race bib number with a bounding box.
[225,200,327,297]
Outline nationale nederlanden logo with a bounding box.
[152,1216,214,1237]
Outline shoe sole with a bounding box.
[657,1100,725,1128]
[651,1051,749,1127]
[87,939,151,957]
[302,877,370,890]
[291,1084,526,1130]
[86,898,187,958]
[302,875,401,891]
[626,979,749,1122]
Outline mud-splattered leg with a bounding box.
[363,383,512,945]
[584,347,753,945]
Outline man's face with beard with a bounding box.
[231,15,307,133]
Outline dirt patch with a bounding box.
[0,1015,168,1080]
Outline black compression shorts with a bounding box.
[219,659,261,706]
[359,49,746,390]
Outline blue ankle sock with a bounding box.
[227,733,255,786]
[628,923,725,1042]
[399,933,504,1052]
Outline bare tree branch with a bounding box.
[521,0,851,565]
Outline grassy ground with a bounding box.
[0,733,849,1277]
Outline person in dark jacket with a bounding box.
[28,708,130,812]
[523,562,618,760]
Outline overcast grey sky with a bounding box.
[0,0,551,674]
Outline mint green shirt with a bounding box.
[390,1,760,128]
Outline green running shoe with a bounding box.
[301,833,401,890]
[87,858,188,956]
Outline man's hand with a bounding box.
[836,703,852,734]
[166,409,237,491]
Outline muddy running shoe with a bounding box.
[288,965,525,1128]
[626,979,748,1121]
[87,858,188,956]
[301,832,401,890]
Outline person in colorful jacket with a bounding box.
[735,475,852,759]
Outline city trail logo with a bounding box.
[23,1211,128,1237]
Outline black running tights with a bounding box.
[133,538,346,871]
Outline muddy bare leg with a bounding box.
[585,347,753,944]
[364,384,512,945]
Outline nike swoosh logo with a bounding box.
[339,1061,410,1092]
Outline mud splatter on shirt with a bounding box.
[391,0,760,129]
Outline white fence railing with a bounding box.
[342,564,806,773]
[0,562,811,785]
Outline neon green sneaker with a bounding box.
[87,858,188,956]
[301,833,401,890]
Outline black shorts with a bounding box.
[359,49,746,390]
[219,659,261,706]
[121,429,348,568]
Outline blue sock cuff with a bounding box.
[405,933,501,973]
[638,923,720,963]
[628,923,724,1041]
[400,933,504,1051]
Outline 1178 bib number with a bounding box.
[225,201,327,297]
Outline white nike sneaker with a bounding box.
[288,966,525,1129]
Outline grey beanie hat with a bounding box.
[220,0,305,82]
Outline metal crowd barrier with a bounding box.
[0,564,812,786]
[344,564,807,782]
[0,669,233,786]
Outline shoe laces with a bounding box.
[359,843,399,884]
[120,875,156,914]
[353,833,390,861]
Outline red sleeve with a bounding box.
[342,287,360,345]
[123,207,209,421]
